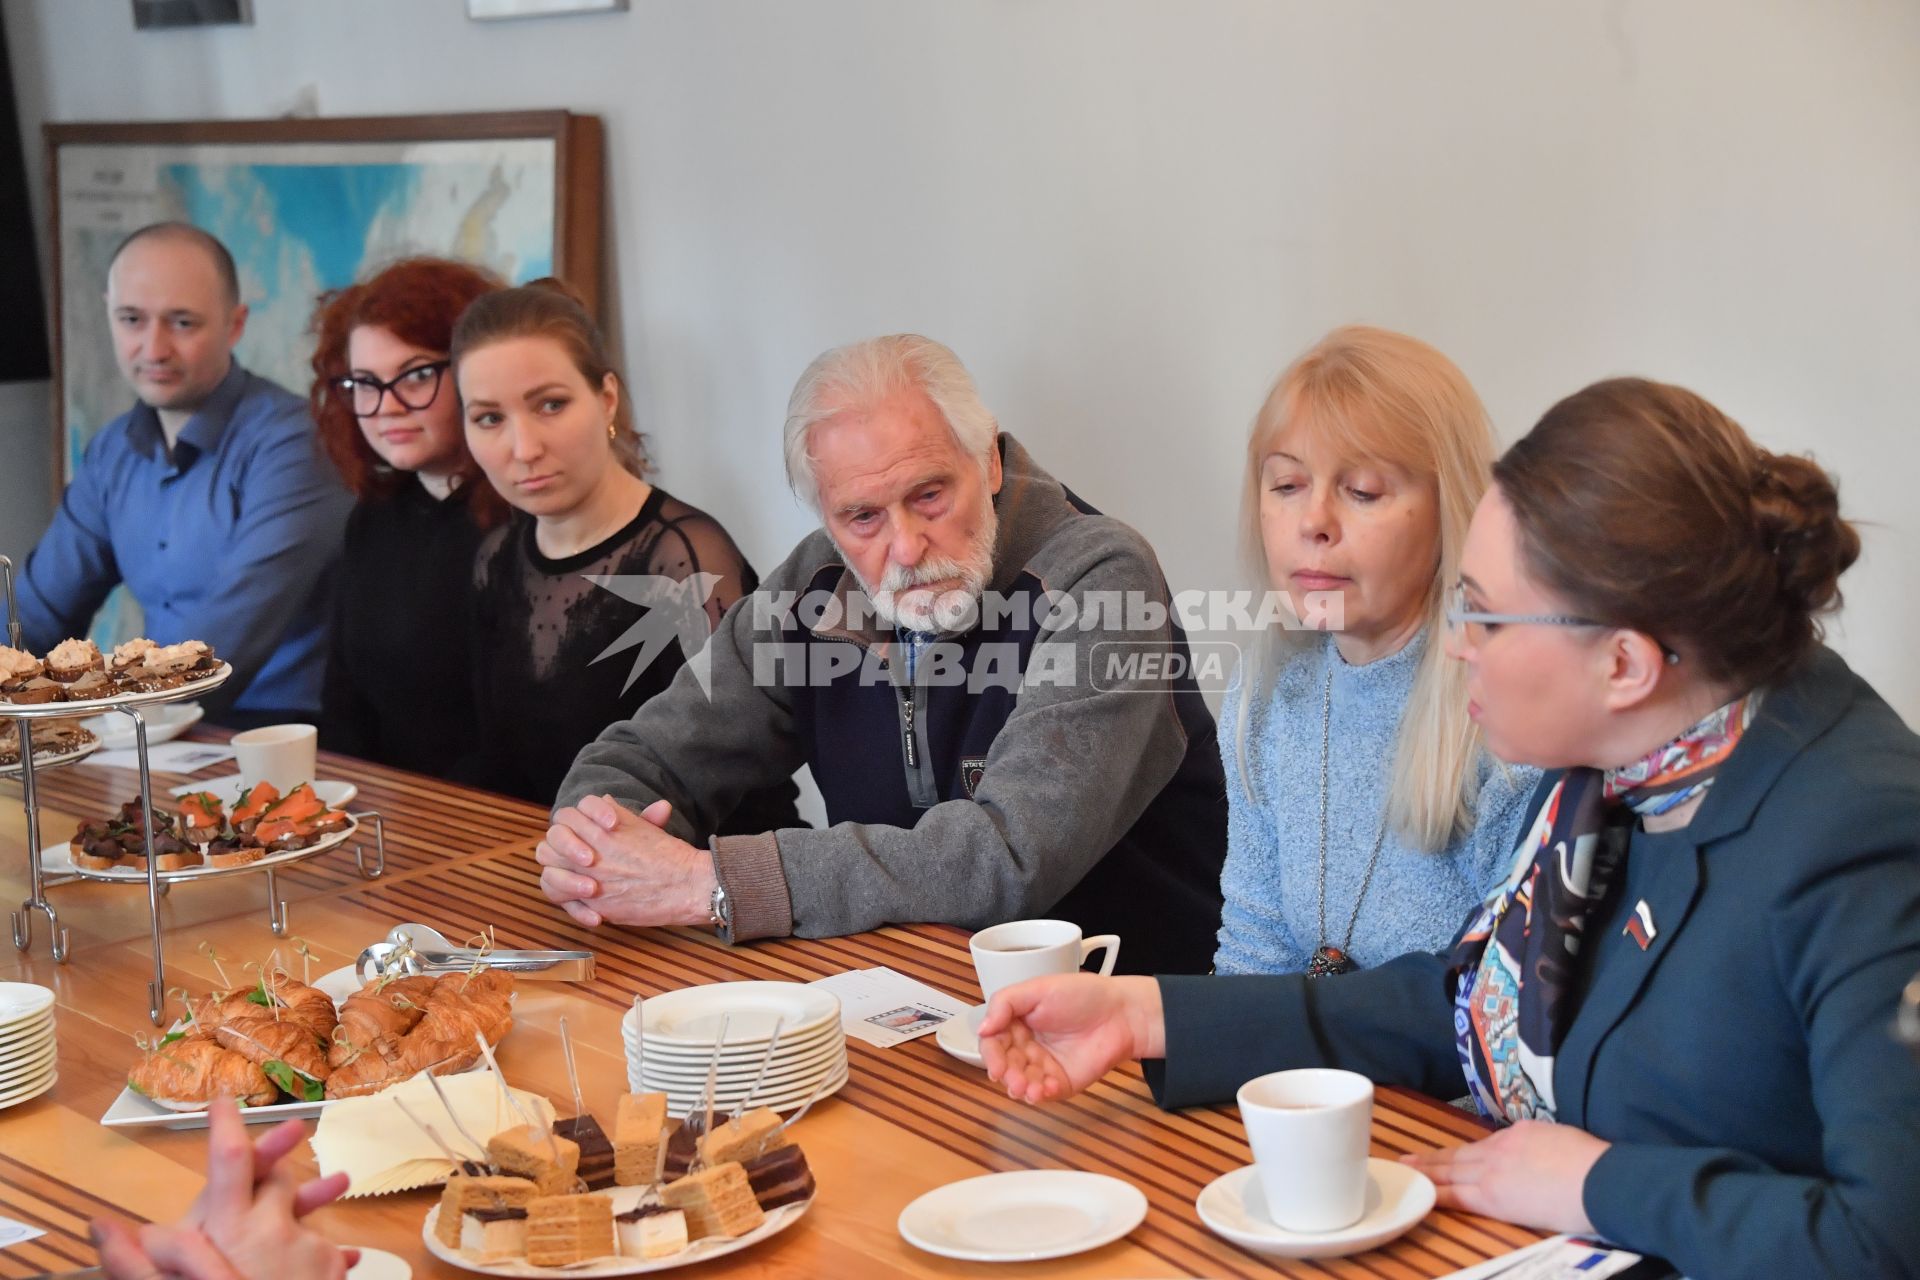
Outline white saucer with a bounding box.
[168,775,358,809]
[1195,1158,1434,1260]
[934,1003,985,1067]
[84,702,204,750]
[345,1245,411,1280]
[897,1169,1147,1263]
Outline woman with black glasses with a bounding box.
[307,257,504,775]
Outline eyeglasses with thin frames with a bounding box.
[1444,581,1680,665]
[332,360,450,417]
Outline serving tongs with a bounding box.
[355,922,595,983]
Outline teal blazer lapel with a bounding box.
[1553,836,1703,1130]
[1550,647,1857,1129]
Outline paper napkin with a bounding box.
[310,1069,556,1197]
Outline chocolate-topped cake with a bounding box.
[742,1144,815,1210]
[698,1107,787,1167]
[555,1114,617,1190]
[433,1174,537,1249]
[662,1113,702,1180]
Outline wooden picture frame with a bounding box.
[467,0,627,19]
[44,109,604,496]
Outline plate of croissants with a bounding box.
[57,783,358,881]
[103,959,516,1130]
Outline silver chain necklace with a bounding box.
[1309,665,1390,978]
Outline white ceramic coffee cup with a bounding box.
[231,724,318,793]
[969,918,1120,1002]
[1237,1068,1374,1232]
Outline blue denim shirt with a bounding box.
[14,362,353,716]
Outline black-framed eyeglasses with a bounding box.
[1444,582,1680,665]
[332,361,450,417]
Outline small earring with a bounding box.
[607,423,617,442]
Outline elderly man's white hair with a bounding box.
[783,334,999,511]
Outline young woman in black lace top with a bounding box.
[452,281,799,827]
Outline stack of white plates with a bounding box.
[0,983,57,1111]
[623,981,847,1118]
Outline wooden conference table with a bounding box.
[0,734,1546,1279]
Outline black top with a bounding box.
[320,481,486,775]
[470,485,801,828]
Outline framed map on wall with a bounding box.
[43,110,602,647]
[45,110,604,494]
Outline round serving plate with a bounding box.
[625,1021,842,1070]
[421,1189,813,1276]
[0,984,56,1033]
[57,812,361,884]
[0,663,232,718]
[636,1060,850,1117]
[624,983,841,1048]
[632,1038,846,1087]
[0,731,100,777]
[84,702,204,749]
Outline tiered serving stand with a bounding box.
[1,554,389,1023]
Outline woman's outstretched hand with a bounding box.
[978,974,1167,1103]
[93,1097,353,1280]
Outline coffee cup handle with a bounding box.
[1080,935,1120,977]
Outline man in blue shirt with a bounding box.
[14,222,351,725]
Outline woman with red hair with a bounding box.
[307,257,503,774]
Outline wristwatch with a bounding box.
[707,861,733,941]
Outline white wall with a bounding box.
[7,0,1917,724]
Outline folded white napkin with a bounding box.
[310,1069,556,1197]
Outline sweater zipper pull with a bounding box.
[901,692,918,768]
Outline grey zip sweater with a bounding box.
[555,434,1229,974]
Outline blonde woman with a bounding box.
[1216,326,1538,975]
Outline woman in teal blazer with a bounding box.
[979,378,1920,1280]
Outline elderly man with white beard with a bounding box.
[538,334,1227,974]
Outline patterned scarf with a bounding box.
[1449,691,1764,1123]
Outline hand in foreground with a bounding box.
[1401,1119,1607,1234]
[94,1097,353,1280]
[535,794,716,928]
[978,974,1166,1104]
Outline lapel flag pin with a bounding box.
[1624,899,1657,951]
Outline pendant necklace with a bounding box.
[1308,665,1390,978]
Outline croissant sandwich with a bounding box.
[128,1035,278,1110]
[214,1016,333,1095]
